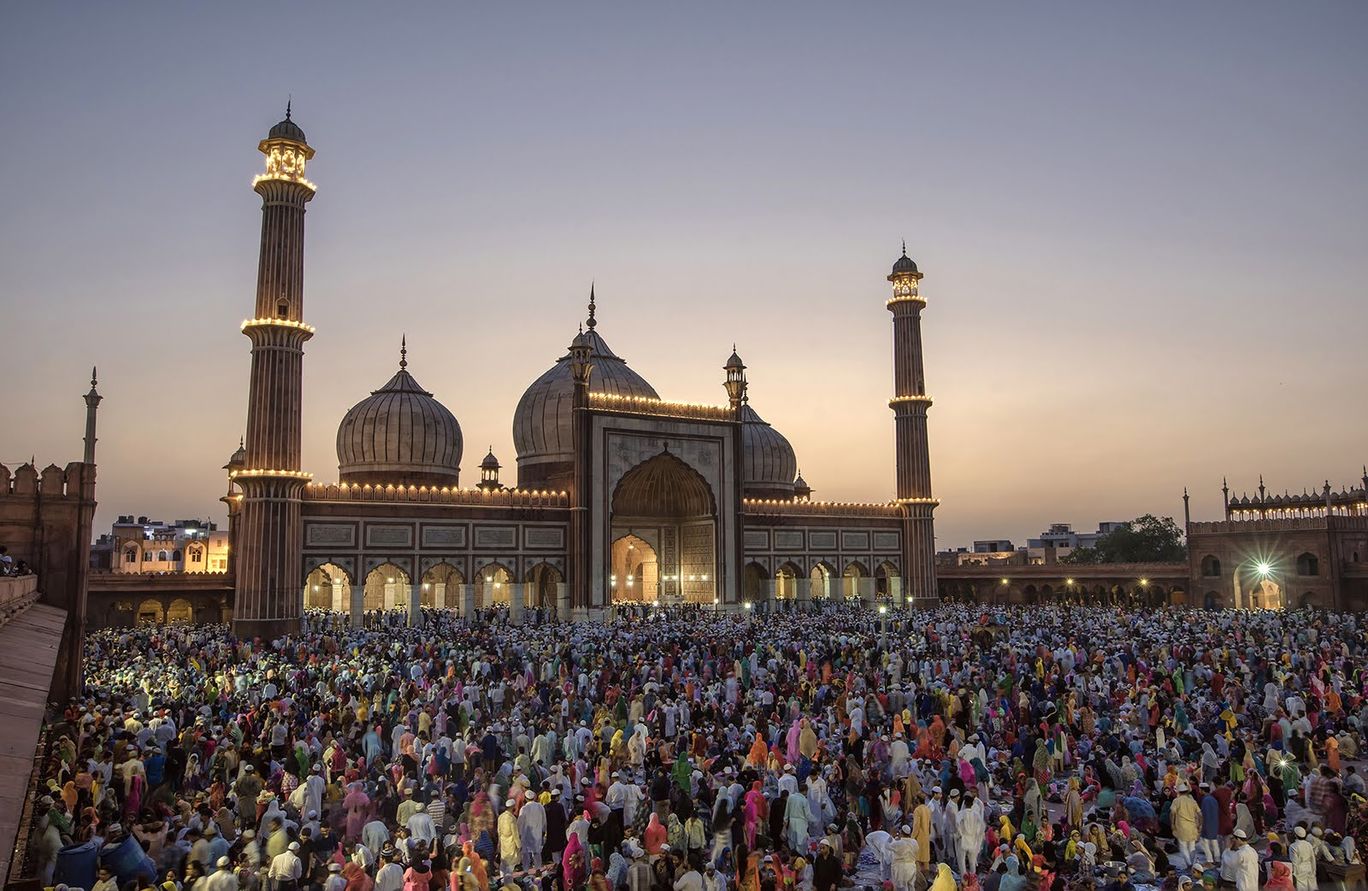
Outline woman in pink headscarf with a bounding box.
[1264,859,1293,891]
[744,781,767,850]
[343,781,370,843]
[786,720,802,764]
[644,813,667,854]
[562,832,586,889]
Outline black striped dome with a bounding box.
[512,328,658,477]
[740,403,798,499]
[337,365,462,487]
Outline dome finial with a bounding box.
[901,239,907,256]
[400,334,407,370]
[286,96,292,120]
[586,282,597,330]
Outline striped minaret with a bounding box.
[233,105,316,639]
[887,244,938,606]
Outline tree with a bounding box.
[1061,515,1186,564]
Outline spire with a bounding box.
[586,283,597,330]
[399,334,407,370]
[901,239,907,256]
[285,96,292,121]
[83,365,103,464]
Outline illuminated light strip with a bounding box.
[252,173,317,192]
[241,318,317,334]
[885,295,927,307]
[896,497,941,505]
[229,469,314,480]
[302,481,570,503]
[742,497,903,510]
[889,395,933,405]
[589,392,732,418]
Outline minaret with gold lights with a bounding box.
[887,243,938,606]
[232,104,316,639]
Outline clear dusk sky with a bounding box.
[2,3,1366,549]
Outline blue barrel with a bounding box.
[54,839,101,890]
[100,834,158,884]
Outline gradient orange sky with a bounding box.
[2,4,1365,550]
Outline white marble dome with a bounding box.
[337,352,462,487]
[513,326,658,485]
[740,402,798,499]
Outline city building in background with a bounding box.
[90,516,229,574]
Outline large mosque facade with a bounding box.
[223,110,938,638]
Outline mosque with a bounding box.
[223,108,939,637]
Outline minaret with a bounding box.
[567,322,595,619]
[233,105,316,639]
[83,367,101,464]
[887,243,938,606]
[723,346,747,418]
[478,447,502,491]
[1182,487,1191,528]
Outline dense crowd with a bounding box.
[26,604,1368,891]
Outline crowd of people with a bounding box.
[25,603,1368,891]
[1,543,33,576]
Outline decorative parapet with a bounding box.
[589,392,733,422]
[1191,516,1368,534]
[303,482,570,508]
[0,461,91,498]
[742,498,903,518]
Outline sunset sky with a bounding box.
[2,3,1365,550]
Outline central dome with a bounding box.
[337,344,463,487]
[513,293,658,487]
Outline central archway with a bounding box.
[611,452,717,605]
[611,533,658,603]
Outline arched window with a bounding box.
[157,550,169,562]
[1200,555,1221,577]
[145,550,154,561]
[171,549,182,562]
[124,548,137,563]
[1296,552,1319,576]
[188,547,202,563]
[276,298,290,318]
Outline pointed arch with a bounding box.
[422,561,464,609]
[364,562,410,611]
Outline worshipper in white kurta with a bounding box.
[889,827,919,891]
[784,786,813,853]
[517,796,547,870]
[957,789,986,878]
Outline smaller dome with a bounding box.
[481,448,501,470]
[267,103,307,144]
[793,470,811,500]
[891,251,919,276]
[337,342,463,487]
[740,403,798,499]
[224,439,246,470]
[724,347,745,370]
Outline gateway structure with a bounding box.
[224,109,939,637]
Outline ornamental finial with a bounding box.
[586,282,597,330]
[400,334,407,370]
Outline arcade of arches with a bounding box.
[741,559,902,605]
